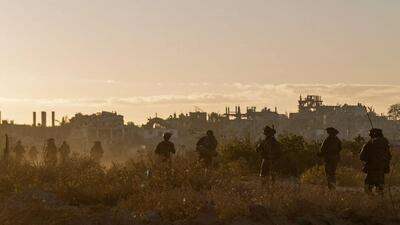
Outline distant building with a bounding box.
[289,95,400,140]
[69,111,125,145]
[1,96,399,153]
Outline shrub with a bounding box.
[342,135,366,156]
[276,133,321,177]
[219,135,260,174]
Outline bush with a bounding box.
[276,133,321,177]
[218,133,322,177]
[219,136,260,174]
[217,133,378,178]
[342,135,366,156]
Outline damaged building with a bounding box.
[1,95,400,154]
[140,95,400,145]
[68,111,125,146]
[288,95,399,141]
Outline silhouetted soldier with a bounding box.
[13,140,26,164]
[196,130,218,167]
[90,141,104,163]
[360,128,392,194]
[155,132,176,160]
[256,126,281,182]
[28,146,39,162]
[44,138,58,165]
[59,141,71,164]
[3,134,10,160]
[319,127,342,190]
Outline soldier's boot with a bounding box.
[328,182,336,190]
[326,175,336,190]
[376,184,385,195]
[364,184,373,195]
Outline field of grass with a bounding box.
[0,135,400,225]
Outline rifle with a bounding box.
[366,112,374,129]
[365,105,375,129]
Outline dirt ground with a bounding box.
[0,189,399,225]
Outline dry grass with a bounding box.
[0,151,400,223]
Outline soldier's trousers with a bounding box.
[200,156,213,167]
[45,155,58,166]
[365,171,385,186]
[260,159,275,178]
[324,159,338,185]
[15,155,24,164]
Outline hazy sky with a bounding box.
[0,0,399,124]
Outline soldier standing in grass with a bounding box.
[256,126,282,183]
[59,141,71,164]
[28,146,39,162]
[90,141,104,163]
[319,127,342,190]
[360,128,392,195]
[196,130,218,167]
[155,132,176,161]
[44,138,58,165]
[13,140,26,164]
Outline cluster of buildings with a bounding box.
[1,95,399,153]
[0,111,130,154]
[142,95,399,145]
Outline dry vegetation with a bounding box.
[0,135,400,225]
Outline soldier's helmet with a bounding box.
[375,129,384,137]
[263,126,276,136]
[326,127,339,135]
[368,129,374,137]
[47,138,55,143]
[17,140,22,145]
[206,130,214,136]
[163,132,173,139]
[369,128,383,138]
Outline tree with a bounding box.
[388,104,400,120]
